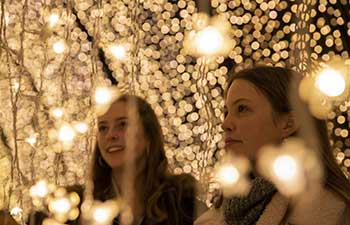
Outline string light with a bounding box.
[51,108,64,119]
[25,134,37,146]
[273,155,298,181]
[58,124,76,143]
[316,68,346,97]
[49,197,72,215]
[109,44,126,60]
[194,26,224,56]
[216,164,240,185]
[49,13,60,27]
[10,207,23,216]
[95,87,113,105]
[53,40,66,54]
[30,180,50,198]
[74,122,89,134]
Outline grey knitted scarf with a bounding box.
[223,176,276,225]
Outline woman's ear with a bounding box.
[280,111,300,138]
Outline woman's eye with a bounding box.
[237,105,248,113]
[98,126,108,132]
[118,120,128,129]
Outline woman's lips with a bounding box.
[225,138,242,147]
[107,146,124,153]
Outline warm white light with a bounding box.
[74,122,88,134]
[316,68,345,97]
[58,124,75,142]
[49,13,60,26]
[273,155,298,181]
[110,44,126,60]
[10,207,23,216]
[194,26,224,56]
[53,41,66,54]
[26,135,37,146]
[49,197,71,215]
[95,87,112,105]
[93,207,110,223]
[30,180,49,198]
[52,108,64,119]
[217,165,240,185]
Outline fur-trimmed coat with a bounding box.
[195,188,350,225]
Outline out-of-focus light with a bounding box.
[74,122,88,134]
[49,197,71,215]
[10,207,23,216]
[273,155,298,181]
[93,207,110,223]
[49,13,60,26]
[194,26,224,56]
[89,201,120,225]
[52,108,64,119]
[58,124,75,142]
[109,44,126,60]
[217,165,240,185]
[53,40,66,54]
[26,135,37,146]
[30,180,49,198]
[316,68,345,97]
[95,87,112,105]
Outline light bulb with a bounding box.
[95,87,112,105]
[74,122,88,134]
[217,164,240,185]
[316,68,345,97]
[194,26,224,56]
[30,180,49,198]
[109,44,126,60]
[49,13,59,26]
[49,197,71,215]
[58,124,75,142]
[53,41,66,54]
[273,155,298,181]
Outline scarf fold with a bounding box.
[223,176,276,225]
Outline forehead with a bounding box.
[98,101,127,121]
[226,79,265,104]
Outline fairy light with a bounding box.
[51,108,64,119]
[217,164,240,185]
[58,124,76,143]
[74,122,88,134]
[49,13,60,27]
[30,180,49,198]
[10,207,23,216]
[53,40,66,54]
[194,26,224,56]
[316,68,345,97]
[49,197,71,215]
[109,44,126,60]
[25,135,37,146]
[273,155,298,181]
[93,207,110,223]
[95,87,112,105]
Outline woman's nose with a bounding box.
[222,114,234,132]
[106,127,119,140]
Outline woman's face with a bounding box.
[223,79,289,160]
[97,100,147,168]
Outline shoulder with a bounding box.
[288,188,348,225]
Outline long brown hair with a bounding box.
[91,94,195,225]
[225,66,350,202]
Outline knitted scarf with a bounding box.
[223,176,276,225]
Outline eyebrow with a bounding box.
[98,117,128,125]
